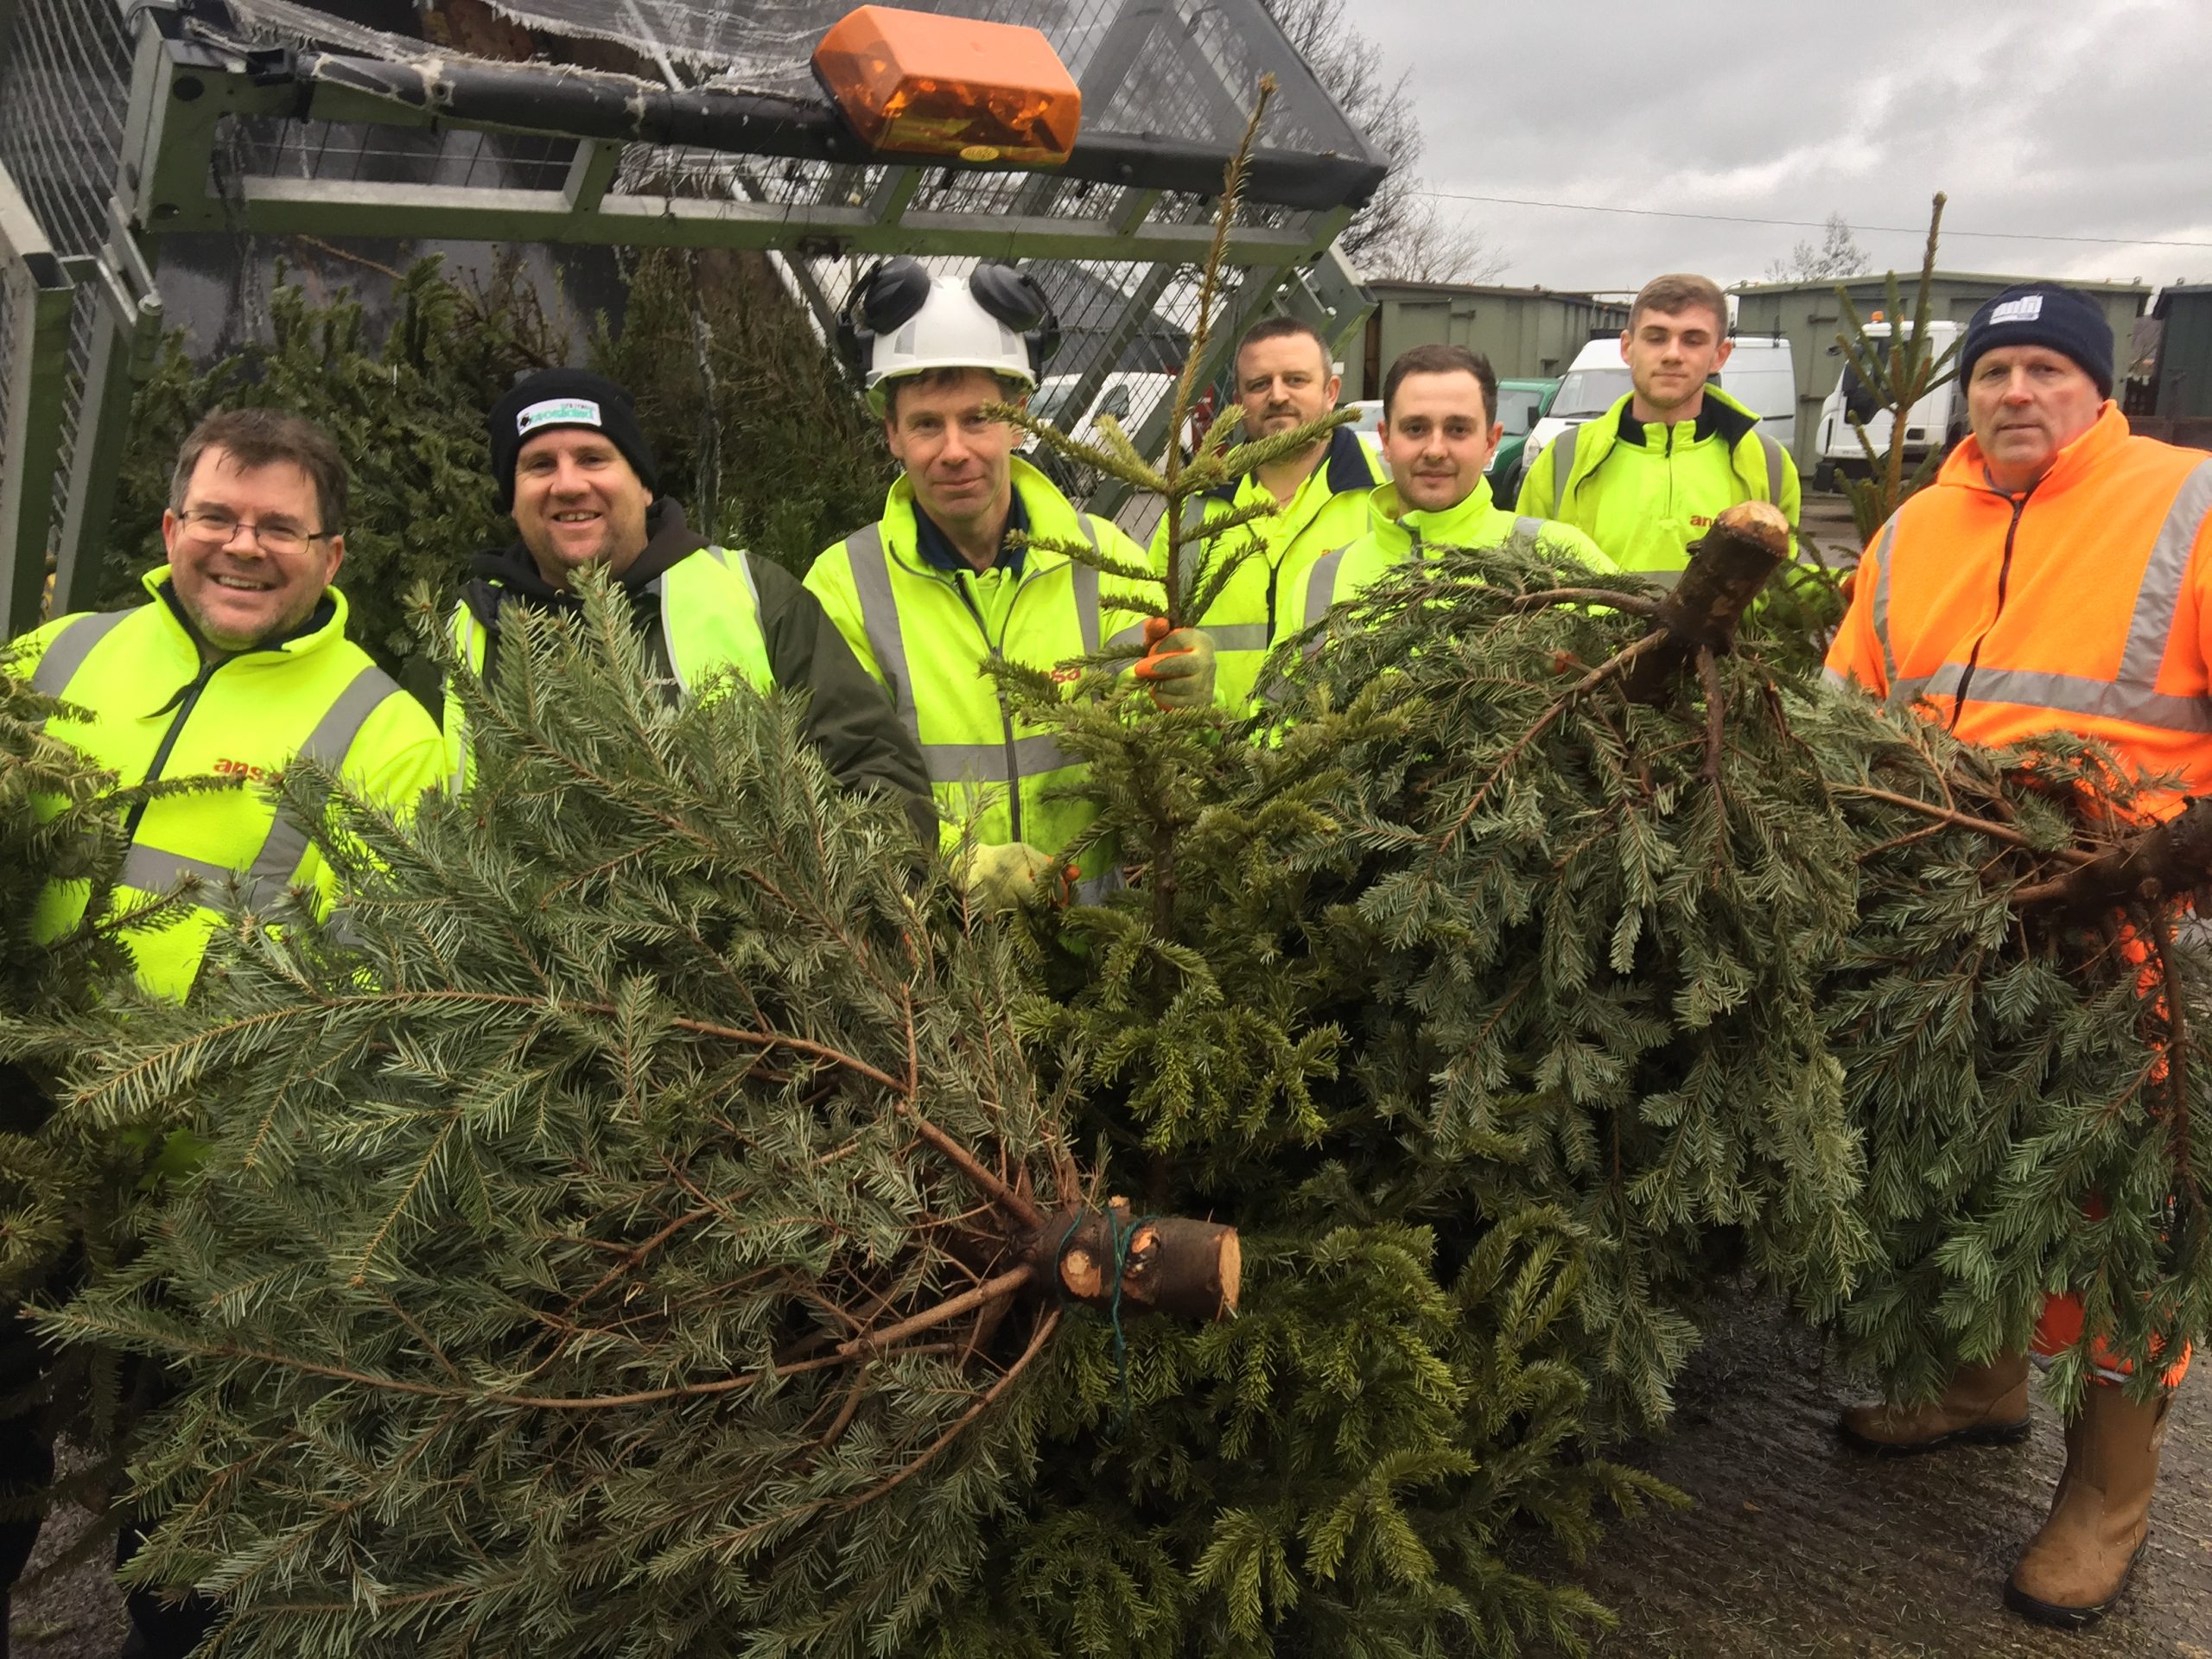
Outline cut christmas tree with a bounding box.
[36,588,1235,1656]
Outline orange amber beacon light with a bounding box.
[812,5,1082,168]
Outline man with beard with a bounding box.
[1148,315,1384,705]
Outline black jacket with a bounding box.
[461,504,934,840]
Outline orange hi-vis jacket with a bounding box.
[1825,404,2212,813]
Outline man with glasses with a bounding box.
[2,407,444,1656]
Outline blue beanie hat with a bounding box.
[1960,283,2114,399]
[487,369,658,512]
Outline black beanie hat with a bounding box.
[1960,283,2115,399]
[486,369,658,511]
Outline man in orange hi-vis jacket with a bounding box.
[1826,281,2212,1630]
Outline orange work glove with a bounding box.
[1130,616,1218,710]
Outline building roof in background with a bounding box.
[1733,270,2152,296]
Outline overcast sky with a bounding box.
[1353,0,2211,295]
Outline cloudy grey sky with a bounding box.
[1354,0,2211,294]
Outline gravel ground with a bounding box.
[19,1293,2206,1658]
[1556,1298,2212,1659]
[9,1446,123,1657]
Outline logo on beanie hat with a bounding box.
[1988,295,2044,327]
[517,397,602,436]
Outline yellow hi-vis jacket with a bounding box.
[1516,385,1799,576]
[10,568,445,1000]
[1144,424,1385,705]
[443,543,774,791]
[806,459,1147,896]
[1273,479,1619,649]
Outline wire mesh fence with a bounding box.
[0,0,136,569]
[0,0,1375,608]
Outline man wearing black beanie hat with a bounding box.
[447,367,931,838]
[1827,282,2212,1627]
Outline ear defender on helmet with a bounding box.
[849,259,1054,411]
[836,256,935,385]
[967,263,1060,378]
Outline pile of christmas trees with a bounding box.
[10,496,2209,1659]
[9,124,2207,1658]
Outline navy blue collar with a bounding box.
[1209,422,1376,504]
[1323,423,1379,493]
[914,484,1030,576]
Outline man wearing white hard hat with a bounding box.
[807,257,1214,909]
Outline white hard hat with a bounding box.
[839,258,1058,412]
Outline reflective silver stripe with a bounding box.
[925,734,1076,782]
[119,842,241,896]
[1070,530,1102,656]
[1881,461,2212,733]
[1074,866,1126,906]
[29,608,133,697]
[698,544,761,601]
[1514,516,1544,542]
[842,521,1092,787]
[1867,519,1899,690]
[1546,426,1580,507]
[1172,496,1212,598]
[1105,620,1150,651]
[1908,663,2212,734]
[118,664,404,914]
[1640,569,1686,591]
[1757,434,1787,505]
[1206,623,1270,651]
[1302,548,1351,632]
[237,665,406,908]
[2117,458,2212,693]
[843,523,924,755]
[1821,665,1852,691]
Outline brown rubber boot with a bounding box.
[2004,1382,2171,1628]
[1838,1354,2032,1455]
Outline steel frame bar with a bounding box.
[0,159,74,634]
[26,3,1376,607]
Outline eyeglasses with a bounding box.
[175,508,331,557]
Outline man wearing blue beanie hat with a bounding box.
[1958,282,2117,400]
[1827,280,2212,1628]
[444,367,931,839]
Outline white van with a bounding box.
[1809,321,1964,492]
[1525,333,1797,481]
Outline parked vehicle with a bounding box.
[1810,320,1965,492]
[1021,370,1179,492]
[1525,334,1798,479]
[1485,376,1559,502]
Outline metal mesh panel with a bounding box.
[0,0,137,557]
[0,264,16,453]
[432,0,1354,160]
[224,119,576,194]
[215,0,1367,190]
